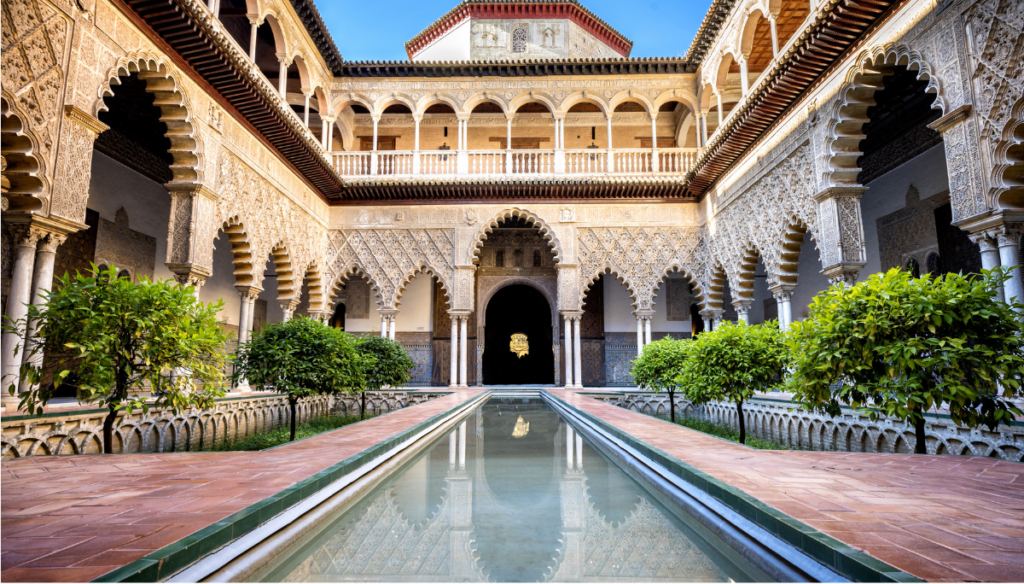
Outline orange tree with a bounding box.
[786,268,1024,454]
[4,266,229,453]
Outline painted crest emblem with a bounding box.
[509,333,529,358]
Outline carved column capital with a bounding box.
[235,285,263,301]
[768,283,796,302]
[968,230,999,252]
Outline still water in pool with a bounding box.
[258,398,769,582]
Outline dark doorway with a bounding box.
[483,285,554,385]
[329,303,345,329]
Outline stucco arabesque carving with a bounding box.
[324,228,456,312]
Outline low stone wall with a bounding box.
[0,391,446,458]
[587,392,1024,461]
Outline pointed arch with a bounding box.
[96,53,203,185]
[302,261,327,316]
[395,264,453,311]
[270,242,296,303]
[218,217,258,286]
[581,268,640,312]
[777,216,814,288]
[823,45,942,188]
[650,263,706,312]
[467,208,563,265]
[327,262,382,310]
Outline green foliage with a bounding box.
[2,265,229,453]
[233,317,368,399]
[674,417,790,451]
[358,336,415,392]
[5,265,228,415]
[631,337,691,392]
[679,320,789,443]
[786,268,1024,452]
[208,413,373,451]
[631,337,691,422]
[233,317,368,441]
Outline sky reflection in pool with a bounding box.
[259,398,768,582]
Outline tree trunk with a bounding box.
[668,389,676,424]
[914,405,927,454]
[361,391,366,420]
[102,404,117,454]
[289,396,297,442]
[737,400,746,445]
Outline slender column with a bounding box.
[328,120,335,151]
[303,92,311,127]
[380,314,387,337]
[972,232,1005,302]
[388,315,396,340]
[236,290,251,344]
[769,15,779,56]
[211,0,220,19]
[738,57,750,95]
[24,233,67,376]
[280,300,299,322]
[701,112,709,144]
[644,316,652,346]
[575,433,583,471]
[997,229,1024,313]
[636,316,644,356]
[277,56,289,97]
[735,301,751,324]
[566,425,575,469]
[320,116,329,149]
[649,114,659,172]
[449,430,457,469]
[413,114,421,174]
[506,115,514,174]
[459,315,468,387]
[703,316,712,331]
[770,287,793,330]
[371,115,379,174]
[572,316,582,388]
[248,16,259,61]
[606,114,614,173]
[458,421,467,469]
[716,93,724,128]
[694,113,703,148]
[450,316,458,388]
[563,315,573,388]
[3,228,43,396]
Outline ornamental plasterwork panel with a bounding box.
[576,226,707,312]
[214,150,327,287]
[1,0,71,175]
[324,229,456,311]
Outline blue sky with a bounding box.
[316,0,710,62]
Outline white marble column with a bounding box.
[998,229,1023,313]
[388,315,396,340]
[458,420,467,469]
[636,316,644,356]
[380,314,388,337]
[573,316,583,388]
[247,15,259,61]
[769,15,779,56]
[735,301,751,324]
[450,316,458,388]
[459,315,469,387]
[716,92,724,129]
[24,233,67,375]
[771,288,793,330]
[738,56,750,95]
[328,119,335,151]
[1,227,43,397]
[701,111,709,144]
[302,91,311,127]
[563,315,574,388]
[413,114,422,174]
[972,232,1005,302]
[644,316,652,346]
[277,56,289,97]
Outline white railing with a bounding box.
[332,148,699,179]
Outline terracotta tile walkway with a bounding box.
[558,389,1024,582]
[0,389,484,582]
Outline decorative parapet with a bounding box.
[1,391,446,459]
[588,392,1024,461]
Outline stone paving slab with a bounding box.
[0,389,484,583]
[558,389,1024,583]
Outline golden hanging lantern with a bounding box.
[509,333,529,358]
[512,415,530,438]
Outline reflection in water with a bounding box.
[261,398,767,582]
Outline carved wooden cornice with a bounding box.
[286,0,344,75]
[116,0,347,201]
[682,0,899,199]
[338,57,693,77]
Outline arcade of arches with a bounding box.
[2,0,1023,397]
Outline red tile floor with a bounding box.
[1,389,484,582]
[2,388,1023,582]
[560,389,1024,582]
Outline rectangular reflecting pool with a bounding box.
[256,397,770,582]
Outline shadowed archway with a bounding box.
[483,285,554,385]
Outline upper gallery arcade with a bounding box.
[2,0,1022,391]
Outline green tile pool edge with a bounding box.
[544,391,924,584]
[90,391,487,583]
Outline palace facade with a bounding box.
[2,0,1022,395]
